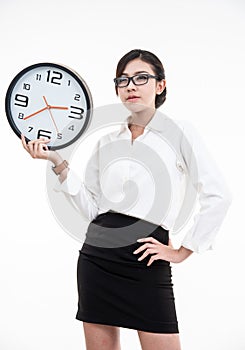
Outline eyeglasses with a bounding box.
[114,74,159,88]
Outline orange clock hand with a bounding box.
[43,96,59,133]
[23,106,48,120]
[43,95,50,108]
[23,101,68,121]
[50,106,69,110]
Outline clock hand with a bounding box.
[23,105,68,121]
[23,106,48,120]
[49,106,69,110]
[43,96,59,134]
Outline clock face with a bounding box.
[5,63,93,150]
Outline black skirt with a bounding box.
[75,210,179,334]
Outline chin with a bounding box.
[123,101,150,114]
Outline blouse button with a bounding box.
[176,160,184,173]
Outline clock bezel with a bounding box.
[5,62,93,150]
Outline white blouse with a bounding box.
[55,111,232,254]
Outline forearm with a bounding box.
[172,245,194,263]
[49,151,68,184]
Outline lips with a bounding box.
[126,95,140,101]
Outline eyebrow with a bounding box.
[121,70,149,76]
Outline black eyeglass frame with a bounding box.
[113,74,159,88]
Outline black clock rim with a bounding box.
[5,62,93,150]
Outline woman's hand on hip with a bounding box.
[133,236,193,265]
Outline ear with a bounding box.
[156,79,166,95]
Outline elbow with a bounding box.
[213,190,232,217]
[201,186,233,215]
[87,206,99,221]
[222,187,233,210]
[211,180,233,211]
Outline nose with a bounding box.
[126,79,136,91]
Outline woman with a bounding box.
[21,49,232,350]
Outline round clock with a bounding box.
[5,62,93,150]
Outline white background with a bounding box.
[0,0,244,349]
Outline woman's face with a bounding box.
[117,58,165,113]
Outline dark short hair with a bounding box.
[115,49,167,108]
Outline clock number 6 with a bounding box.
[37,129,52,139]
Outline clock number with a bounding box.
[57,133,63,139]
[18,112,24,119]
[14,94,29,107]
[68,125,75,131]
[69,106,84,119]
[23,83,31,90]
[36,74,42,81]
[74,94,80,101]
[37,129,52,139]
[28,126,34,132]
[46,70,63,85]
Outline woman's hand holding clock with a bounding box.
[21,134,49,159]
[21,133,62,163]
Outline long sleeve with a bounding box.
[54,140,101,221]
[179,121,232,253]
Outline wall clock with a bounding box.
[5,62,93,150]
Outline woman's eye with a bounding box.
[135,75,147,82]
[118,77,128,83]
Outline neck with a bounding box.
[129,108,156,129]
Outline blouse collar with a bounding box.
[115,110,170,137]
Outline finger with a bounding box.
[27,141,35,157]
[34,140,48,158]
[38,137,51,143]
[31,142,47,159]
[37,142,49,159]
[137,249,157,261]
[28,139,50,155]
[133,243,155,254]
[137,237,160,244]
[43,143,49,151]
[28,138,50,145]
[21,134,29,152]
[33,140,39,158]
[147,254,158,267]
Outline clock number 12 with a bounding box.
[46,70,63,85]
